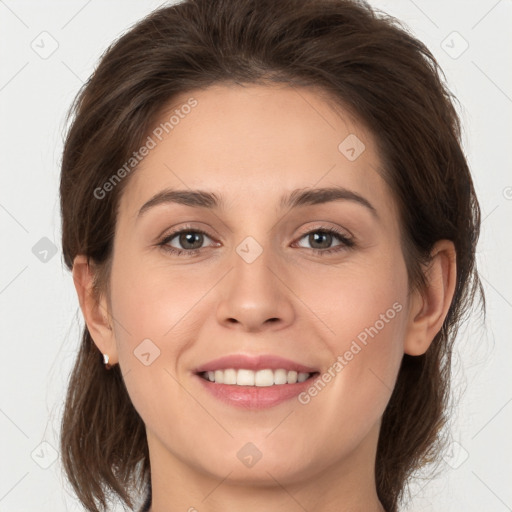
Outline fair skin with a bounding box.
[73,83,456,512]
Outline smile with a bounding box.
[199,368,318,386]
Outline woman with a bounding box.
[59,0,483,511]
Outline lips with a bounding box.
[193,354,320,408]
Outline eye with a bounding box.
[294,227,354,255]
[158,228,217,257]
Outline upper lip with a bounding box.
[194,354,319,374]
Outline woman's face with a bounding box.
[106,83,413,489]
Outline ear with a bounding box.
[404,240,457,356]
[72,255,118,365]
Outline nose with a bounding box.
[215,245,296,333]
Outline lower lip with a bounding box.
[195,373,318,409]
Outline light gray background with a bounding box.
[0,1,511,511]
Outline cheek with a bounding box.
[107,253,221,418]
[300,250,408,355]
[331,268,407,362]
[107,256,203,427]
[109,251,210,347]
[296,250,409,412]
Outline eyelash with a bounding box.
[157,225,355,257]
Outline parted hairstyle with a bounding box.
[59,0,484,511]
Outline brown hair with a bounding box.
[59,0,484,511]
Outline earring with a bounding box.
[103,353,112,370]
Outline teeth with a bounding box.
[223,368,237,384]
[237,369,255,386]
[273,369,288,384]
[297,372,309,382]
[202,368,312,386]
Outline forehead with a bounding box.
[119,83,394,222]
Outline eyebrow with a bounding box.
[137,186,378,219]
